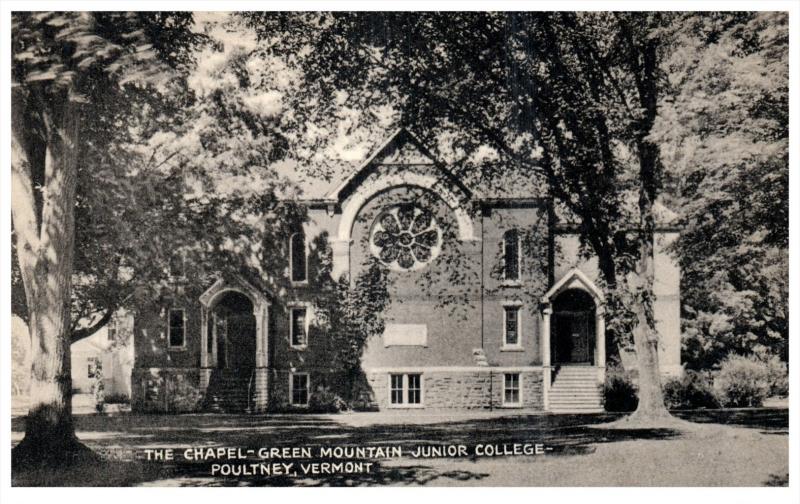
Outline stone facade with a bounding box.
[367,369,544,410]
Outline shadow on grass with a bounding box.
[672,408,788,433]
[11,411,690,487]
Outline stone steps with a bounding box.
[549,392,603,398]
[203,369,256,413]
[549,366,603,413]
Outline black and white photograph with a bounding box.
[1,1,797,497]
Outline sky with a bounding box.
[184,12,535,201]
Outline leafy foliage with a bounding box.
[311,235,391,403]
[241,11,699,417]
[12,13,304,343]
[652,12,789,369]
[308,386,348,413]
[10,13,788,432]
[662,370,720,410]
[714,354,773,408]
[11,11,204,335]
[240,12,652,341]
[602,365,638,412]
[240,12,788,381]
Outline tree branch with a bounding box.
[71,305,115,343]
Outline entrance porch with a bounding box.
[199,276,271,412]
[541,268,606,413]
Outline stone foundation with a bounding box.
[131,368,203,413]
[131,367,545,413]
[268,369,347,412]
[367,369,544,410]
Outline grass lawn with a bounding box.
[10,408,788,487]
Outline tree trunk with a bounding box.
[620,25,671,422]
[628,136,670,421]
[11,90,96,468]
[627,232,670,420]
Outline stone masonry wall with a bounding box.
[367,369,543,411]
[131,368,203,413]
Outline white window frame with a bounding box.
[167,308,187,350]
[387,373,424,408]
[502,372,523,407]
[289,372,310,407]
[501,302,524,351]
[289,304,311,350]
[289,231,309,285]
[501,229,522,284]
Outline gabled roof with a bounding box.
[325,128,472,203]
[199,274,272,309]
[542,267,605,304]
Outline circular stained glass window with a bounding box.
[370,204,442,271]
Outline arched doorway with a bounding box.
[210,291,256,372]
[552,288,596,365]
[199,277,271,413]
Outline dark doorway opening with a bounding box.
[211,291,256,372]
[552,288,596,365]
[204,291,257,413]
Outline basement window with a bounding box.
[389,373,423,407]
[290,373,310,407]
[503,373,521,406]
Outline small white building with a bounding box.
[70,314,134,397]
[11,312,134,401]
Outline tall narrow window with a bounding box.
[290,373,310,406]
[290,307,308,348]
[290,231,307,283]
[168,309,185,348]
[504,306,521,347]
[503,229,520,281]
[503,373,521,406]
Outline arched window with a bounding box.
[503,229,520,281]
[290,231,307,283]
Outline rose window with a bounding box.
[370,204,442,270]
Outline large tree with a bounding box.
[10,11,202,466]
[12,13,312,467]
